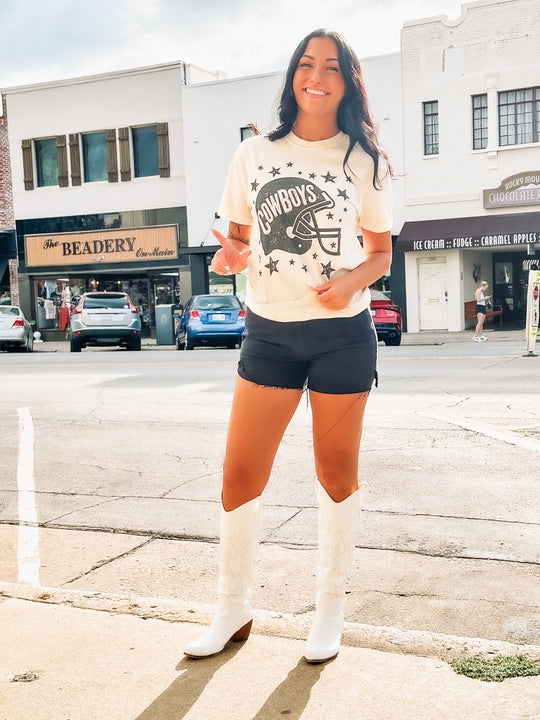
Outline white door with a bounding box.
[418,260,448,330]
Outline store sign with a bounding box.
[484,172,540,209]
[525,270,540,354]
[408,233,540,252]
[25,225,178,268]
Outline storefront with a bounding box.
[22,224,182,339]
[398,177,540,333]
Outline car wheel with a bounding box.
[70,337,82,352]
[385,333,401,346]
[130,336,142,351]
[176,332,185,350]
[185,334,195,350]
[26,335,33,352]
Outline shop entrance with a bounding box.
[418,258,448,330]
[493,252,533,327]
[32,271,180,339]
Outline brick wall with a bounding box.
[0,93,15,229]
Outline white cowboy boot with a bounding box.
[304,484,364,663]
[184,497,260,658]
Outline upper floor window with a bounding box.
[35,138,58,187]
[472,94,488,150]
[81,131,107,182]
[499,87,540,146]
[240,125,257,142]
[423,101,439,155]
[132,125,159,177]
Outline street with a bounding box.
[0,334,539,648]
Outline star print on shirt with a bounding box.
[345,175,354,183]
[337,188,349,200]
[265,257,279,274]
[287,161,293,167]
[327,212,334,219]
[302,265,308,273]
[322,171,336,183]
[270,167,281,177]
[289,259,295,265]
[258,165,264,171]
[251,180,260,191]
[309,173,316,179]
[321,261,335,279]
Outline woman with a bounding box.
[474,281,491,341]
[184,29,393,663]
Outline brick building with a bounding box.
[0,94,18,305]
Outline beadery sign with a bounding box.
[24,225,178,268]
[484,172,540,209]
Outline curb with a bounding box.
[2,581,539,663]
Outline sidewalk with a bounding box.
[1,591,539,720]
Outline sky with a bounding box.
[1,0,466,88]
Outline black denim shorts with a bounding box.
[238,308,378,394]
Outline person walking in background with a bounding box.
[473,281,491,341]
[184,28,393,664]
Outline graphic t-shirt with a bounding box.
[219,131,393,322]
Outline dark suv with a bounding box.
[69,292,142,352]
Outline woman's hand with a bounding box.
[311,274,358,311]
[210,227,252,275]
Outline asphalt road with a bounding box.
[1,336,539,646]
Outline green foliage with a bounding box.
[450,654,540,682]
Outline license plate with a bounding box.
[370,309,376,317]
[211,313,226,321]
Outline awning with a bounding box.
[397,211,540,252]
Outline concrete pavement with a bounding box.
[1,327,539,718]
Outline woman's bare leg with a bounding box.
[309,390,370,501]
[222,376,303,511]
[475,312,485,336]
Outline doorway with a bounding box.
[418,259,448,330]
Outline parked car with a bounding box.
[176,294,245,350]
[69,292,141,352]
[0,305,34,352]
[370,289,402,346]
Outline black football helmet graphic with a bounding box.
[256,178,342,256]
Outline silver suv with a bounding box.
[69,292,142,352]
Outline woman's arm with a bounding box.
[311,229,392,311]
[210,223,252,275]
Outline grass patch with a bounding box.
[450,654,540,682]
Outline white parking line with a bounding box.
[16,407,41,586]
[420,411,540,453]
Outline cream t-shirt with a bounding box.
[218,131,393,322]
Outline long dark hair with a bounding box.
[268,29,391,188]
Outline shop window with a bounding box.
[35,138,59,187]
[423,101,439,156]
[240,125,257,142]
[499,87,539,146]
[472,94,488,150]
[82,131,108,182]
[132,125,159,177]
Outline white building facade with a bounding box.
[399,0,540,332]
[4,62,220,338]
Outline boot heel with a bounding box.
[232,619,252,642]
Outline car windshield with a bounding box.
[195,296,240,311]
[0,306,21,315]
[84,295,130,309]
[370,289,391,301]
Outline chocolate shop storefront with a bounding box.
[18,225,183,340]
[397,176,540,333]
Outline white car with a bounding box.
[69,291,142,352]
[0,305,34,352]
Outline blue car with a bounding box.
[175,294,245,350]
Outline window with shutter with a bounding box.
[106,129,118,182]
[57,135,68,187]
[21,139,34,190]
[69,134,81,185]
[157,122,170,178]
[118,127,131,181]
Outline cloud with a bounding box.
[0,0,464,87]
